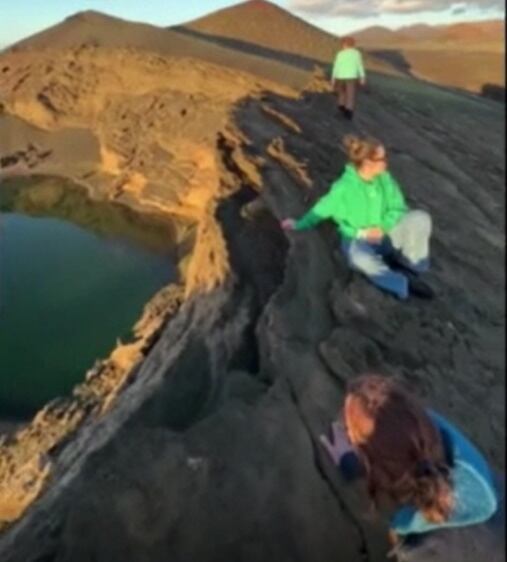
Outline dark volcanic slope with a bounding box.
[0,75,504,561]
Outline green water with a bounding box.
[0,177,178,418]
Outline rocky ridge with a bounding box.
[0,55,504,561]
[0,45,298,525]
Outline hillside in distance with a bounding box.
[353,19,505,94]
[355,20,504,51]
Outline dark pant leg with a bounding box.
[335,80,346,107]
[378,236,429,275]
[344,79,357,111]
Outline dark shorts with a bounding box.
[333,78,358,90]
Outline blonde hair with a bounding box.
[342,134,383,167]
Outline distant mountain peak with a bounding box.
[181,0,340,61]
[240,0,280,7]
[66,10,106,21]
[64,10,124,25]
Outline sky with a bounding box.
[0,0,504,48]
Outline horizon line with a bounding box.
[1,2,505,49]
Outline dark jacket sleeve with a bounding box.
[339,451,366,481]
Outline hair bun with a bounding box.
[342,134,382,166]
[342,134,360,152]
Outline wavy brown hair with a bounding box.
[346,374,454,523]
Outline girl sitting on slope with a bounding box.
[282,134,433,300]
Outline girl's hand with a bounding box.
[388,530,399,547]
[387,531,403,559]
[319,420,352,465]
[365,227,383,242]
[281,218,296,231]
[359,77,366,87]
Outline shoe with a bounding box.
[383,253,403,272]
[384,253,427,276]
[338,104,346,114]
[344,109,354,120]
[406,271,435,300]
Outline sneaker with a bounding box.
[406,272,435,300]
[344,108,354,120]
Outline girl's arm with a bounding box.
[357,50,366,82]
[332,52,341,81]
[292,182,341,231]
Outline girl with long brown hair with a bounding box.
[320,374,501,560]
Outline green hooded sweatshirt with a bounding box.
[295,164,407,240]
[332,48,365,80]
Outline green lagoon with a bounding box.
[0,177,177,418]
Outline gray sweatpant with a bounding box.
[342,210,432,299]
[347,210,432,278]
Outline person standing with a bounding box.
[332,36,366,120]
